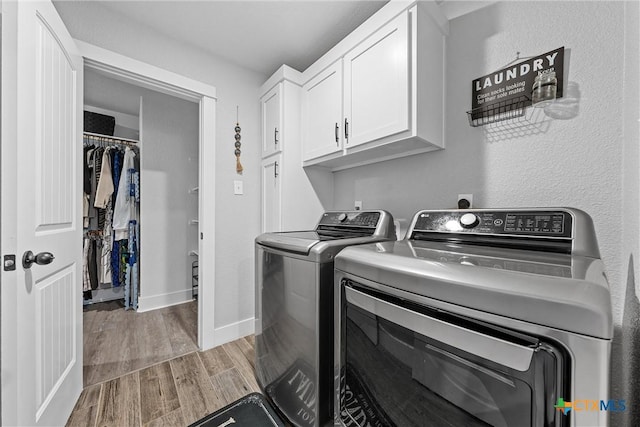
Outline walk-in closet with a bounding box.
[82,68,200,385]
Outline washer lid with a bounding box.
[256,231,323,254]
[335,240,613,339]
[256,210,397,255]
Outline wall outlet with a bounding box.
[354,200,363,210]
[457,194,473,209]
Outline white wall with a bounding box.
[55,2,265,338]
[139,90,199,310]
[619,1,640,425]
[333,0,639,415]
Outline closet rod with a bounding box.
[83,131,139,147]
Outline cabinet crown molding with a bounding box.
[260,64,303,96]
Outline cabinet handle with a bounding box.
[274,161,279,178]
[274,128,279,145]
[344,118,349,142]
[335,123,339,145]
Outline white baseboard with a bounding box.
[213,317,255,347]
[137,289,193,312]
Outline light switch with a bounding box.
[234,180,243,195]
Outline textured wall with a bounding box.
[333,0,639,411]
[619,0,640,424]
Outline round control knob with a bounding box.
[460,213,480,229]
[338,213,348,222]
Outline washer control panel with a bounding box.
[459,213,480,229]
[319,211,382,228]
[412,210,572,238]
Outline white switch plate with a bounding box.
[354,200,363,210]
[234,180,243,195]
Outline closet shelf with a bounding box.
[189,219,199,225]
[189,186,199,194]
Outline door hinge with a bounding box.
[4,254,16,271]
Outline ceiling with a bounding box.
[54,1,493,78]
[55,1,387,77]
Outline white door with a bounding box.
[302,60,343,162]
[261,83,282,158]
[261,155,282,233]
[1,1,83,425]
[343,11,410,148]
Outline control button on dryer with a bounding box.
[460,213,480,229]
[338,213,348,222]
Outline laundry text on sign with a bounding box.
[471,47,564,109]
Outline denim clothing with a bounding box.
[124,220,138,310]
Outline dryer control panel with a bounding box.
[314,210,396,240]
[319,211,381,228]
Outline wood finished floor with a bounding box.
[83,300,199,386]
[66,336,261,427]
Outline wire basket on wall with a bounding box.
[466,95,531,127]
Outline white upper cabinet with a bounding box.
[301,3,448,170]
[261,83,282,158]
[343,12,409,148]
[259,65,328,232]
[302,61,343,161]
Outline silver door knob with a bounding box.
[22,251,55,269]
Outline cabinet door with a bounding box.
[343,11,410,148]
[261,83,282,158]
[261,155,281,232]
[302,61,343,162]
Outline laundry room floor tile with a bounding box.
[66,336,260,427]
[83,300,198,386]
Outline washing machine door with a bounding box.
[337,281,568,427]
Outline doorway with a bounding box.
[80,42,218,354]
[82,69,201,385]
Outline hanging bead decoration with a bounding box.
[234,106,243,174]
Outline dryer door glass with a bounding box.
[338,281,567,427]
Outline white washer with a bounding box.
[334,208,612,427]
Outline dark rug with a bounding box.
[188,392,285,427]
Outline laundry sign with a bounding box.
[471,47,564,110]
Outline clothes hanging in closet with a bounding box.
[95,149,114,209]
[83,137,140,309]
[113,147,137,240]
